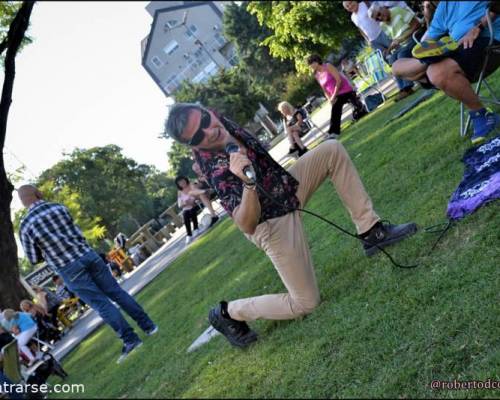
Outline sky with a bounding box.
[4,1,175,214]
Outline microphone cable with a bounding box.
[253,181,421,269]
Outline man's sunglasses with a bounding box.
[187,108,211,146]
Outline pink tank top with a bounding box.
[178,191,195,211]
[315,64,353,97]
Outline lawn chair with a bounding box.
[2,339,68,390]
[354,50,388,112]
[1,340,23,385]
[460,8,500,136]
[297,102,327,138]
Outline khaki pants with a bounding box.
[228,140,380,321]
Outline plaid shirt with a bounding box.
[19,200,92,270]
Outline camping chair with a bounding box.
[297,104,327,138]
[460,8,500,136]
[2,339,68,388]
[1,340,23,384]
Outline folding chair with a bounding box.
[1,340,24,384]
[362,49,388,100]
[460,8,500,136]
[297,105,327,138]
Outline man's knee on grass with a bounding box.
[291,294,321,317]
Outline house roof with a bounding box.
[141,1,224,96]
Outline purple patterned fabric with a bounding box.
[447,135,500,220]
[194,112,300,222]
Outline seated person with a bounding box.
[277,101,310,157]
[52,275,86,308]
[368,3,422,100]
[392,1,500,144]
[2,309,38,366]
[32,285,61,329]
[343,0,417,99]
[20,300,61,344]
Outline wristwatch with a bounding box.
[243,181,257,191]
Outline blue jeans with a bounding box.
[57,250,155,346]
[372,31,414,91]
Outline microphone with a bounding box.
[225,142,256,183]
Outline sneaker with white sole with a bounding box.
[470,109,500,145]
[116,340,143,364]
[145,325,158,336]
[185,236,192,244]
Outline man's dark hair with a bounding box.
[306,54,323,65]
[165,102,203,143]
[175,175,190,190]
[52,275,60,282]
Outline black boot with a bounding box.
[208,301,258,348]
[359,221,418,257]
[298,147,309,157]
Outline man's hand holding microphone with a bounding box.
[226,142,256,186]
[225,142,260,234]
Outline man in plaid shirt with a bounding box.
[18,185,158,364]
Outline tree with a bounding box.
[143,165,177,215]
[174,67,271,126]
[0,1,35,309]
[166,141,196,180]
[223,1,294,89]
[37,145,156,238]
[247,1,358,73]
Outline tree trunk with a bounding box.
[0,1,35,309]
[0,170,25,309]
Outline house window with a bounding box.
[192,71,207,84]
[203,61,218,77]
[163,40,179,56]
[151,55,163,69]
[184,24,198,40]
[214,32,226,47]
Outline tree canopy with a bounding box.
[223,1,295,87]
[36,145,163,238]
[247,1,358,73]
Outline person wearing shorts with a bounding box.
[392,1,500,144]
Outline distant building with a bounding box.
[141,1,238,96]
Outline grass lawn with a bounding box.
[51,75,500,398]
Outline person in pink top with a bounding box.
[307,54,366,137]
[175,175,200,244]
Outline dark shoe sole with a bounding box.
[208,309,258,348]
[364,223,418,257]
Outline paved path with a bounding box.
[52,76,401,361]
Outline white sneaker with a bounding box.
[193,228,200,237]
[185,236,192,244]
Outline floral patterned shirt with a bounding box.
[193,113,300,223]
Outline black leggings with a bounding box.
[328,91,364,134]
[183,208,199,237]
